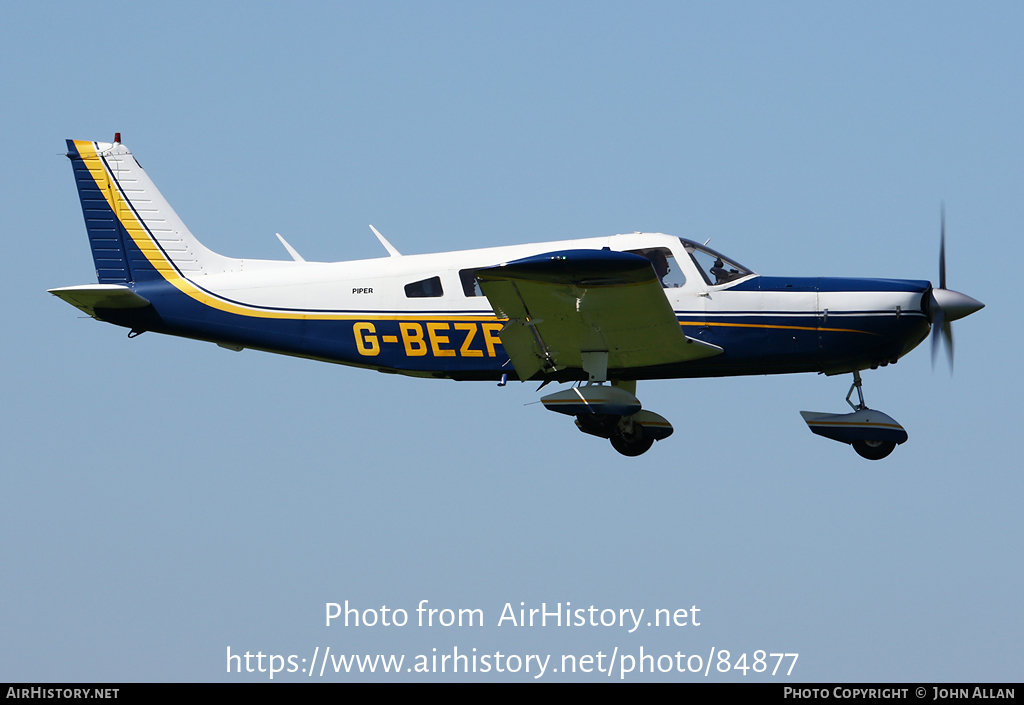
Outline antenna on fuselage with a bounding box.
[275,233,305,262]
[369,225,402,257]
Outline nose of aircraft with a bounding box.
[927,206,984,370]
[929,287,984,323]
[927,285,983,370]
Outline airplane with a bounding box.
[51,136,984,459]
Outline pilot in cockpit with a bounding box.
[710,257,732,285]
[646,249,670,287]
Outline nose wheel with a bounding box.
[800,371,908,460]
[852,438,896,460]
[845,372,901,460]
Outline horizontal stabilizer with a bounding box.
[48,284,150,317]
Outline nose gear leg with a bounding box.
[800,370,907,460]
[846,370,866,411]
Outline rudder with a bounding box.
[67,139,131,283]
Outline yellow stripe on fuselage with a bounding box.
[679,320,877,336]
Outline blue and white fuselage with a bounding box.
[117,249,933,382]
[52,138,980,458]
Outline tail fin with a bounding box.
[66,138,234,284]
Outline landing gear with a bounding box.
[799,370,909,460]
[846,373,896,460]
[574,413,620,439]
[852,439,896,460]
[541,373,674,457]
[610,432,654,457]
[846,370,867,411]
[609,420,655,457]
[550,384,673,456]
[575,410,673,457]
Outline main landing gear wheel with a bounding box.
[852,439,896,460]
[610,431,654,457]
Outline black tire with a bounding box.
[610,433,655,457]
[852,439,896,460]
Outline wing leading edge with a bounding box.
[476,249,722,381]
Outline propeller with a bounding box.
[927,205,984,371]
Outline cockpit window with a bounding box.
[680,239,752,286]
[626,247,687,288]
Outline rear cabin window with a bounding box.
[460,269,484,297]
[405,276,444,298]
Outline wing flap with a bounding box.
[477,250,721,380]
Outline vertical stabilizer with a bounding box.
[66,139,236,284]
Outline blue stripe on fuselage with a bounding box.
[92,278,930,382]
[99,280,513,376]
[727,276,931,293]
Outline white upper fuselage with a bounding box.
[191,232,715,315]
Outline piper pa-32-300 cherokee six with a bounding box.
[51,136,984,458]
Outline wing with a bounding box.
[476,249,722,381]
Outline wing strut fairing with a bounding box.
[476,249,722,381]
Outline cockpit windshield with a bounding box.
[680,238,753,286]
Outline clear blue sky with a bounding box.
[1,1,1020,682]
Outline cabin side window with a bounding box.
[626,247,687,288]
[404,276,444,298]
[459,269,484,297]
